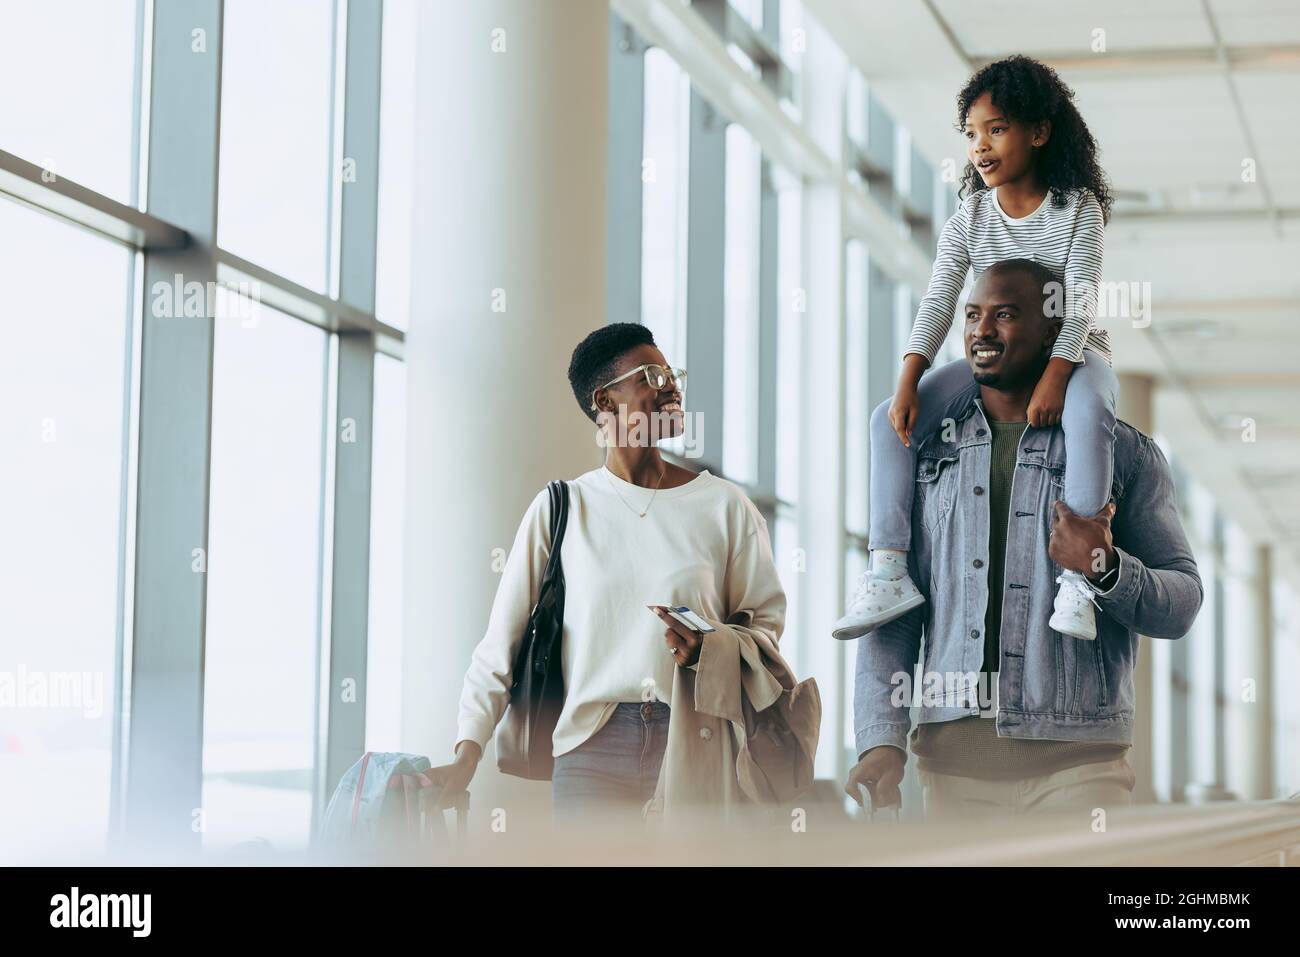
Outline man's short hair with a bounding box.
[568,322,656,423]
[982,258,1063,324]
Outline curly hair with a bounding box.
[956,55,1112,223]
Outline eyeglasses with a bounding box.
[590,363,687,411]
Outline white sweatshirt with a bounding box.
[455,466,787,758]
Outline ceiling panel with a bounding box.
[1210,0,1300,45]
[932,0,1215,55]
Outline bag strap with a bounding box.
[538,480,569,590]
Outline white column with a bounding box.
[401,1,608,807]
[1185,482,1223,798]
[1272,574,1300,796]
[797,18,848,781]
[1116,373,1153,435]
[1117,373,1156,803]
[1223,532,1274,799]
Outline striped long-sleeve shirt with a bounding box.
[904,186,1112,366]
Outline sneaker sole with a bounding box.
[1049,613,1097,641]
[831,592,927,640]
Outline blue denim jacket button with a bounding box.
[969,629,980,639]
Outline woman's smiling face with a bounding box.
[593,344,685,446]
[963,91,1048,188]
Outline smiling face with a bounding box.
[593,343,685,444]
[964,264,1060,390]
[963,91,1049,189]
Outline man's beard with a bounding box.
[972,356,1048,389]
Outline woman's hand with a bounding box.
[1027,358,1073,428]
[652,606,704,667]
[422,740,481,810]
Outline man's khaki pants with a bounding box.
[917,756,1136,820]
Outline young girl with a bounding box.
[833,55,1116,643]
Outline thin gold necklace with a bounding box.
[604,462,666,518]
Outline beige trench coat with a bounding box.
[644,611,821,826]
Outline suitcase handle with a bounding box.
[857,783,901,823]
[416,781,470,843]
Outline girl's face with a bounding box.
[963,91,1049,188]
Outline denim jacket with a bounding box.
[854,396,1203,756]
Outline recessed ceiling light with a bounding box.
[1242,469,1297,490]
[1216,412,1256,430]
[1153,319,1229,339]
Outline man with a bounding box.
[846,258,1202,819]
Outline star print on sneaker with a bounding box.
[1050,569,1099,640]
[831,570,926,640]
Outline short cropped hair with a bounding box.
[983,258,1064,323]
[567,322,656,423]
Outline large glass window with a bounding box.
[218,0,335,292]
[0,0,410,862]
[773,507,803,672]
[772,171,803,675]
[0,0,139,204]
[894,285,915,374]
[641,47,689,367]
[375,0,418,330]
[844,240,869,534]
[202,305,329,850]
[780,0,806,80]
[730,0,763,29]
[723,125,762,485]
[0,199,133,862]
[366,354,407,751]
[843,544,869,756]
[865,89,898,213]
[774,173,802,505]
[846,70,868,157]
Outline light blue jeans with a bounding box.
[868,352,1118,551]
[551,701,669,825]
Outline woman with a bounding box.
[425,322,795,825]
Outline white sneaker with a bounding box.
[1050,570,1099,640]
[831,571,926,640]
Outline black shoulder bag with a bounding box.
[495,480,569,780]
